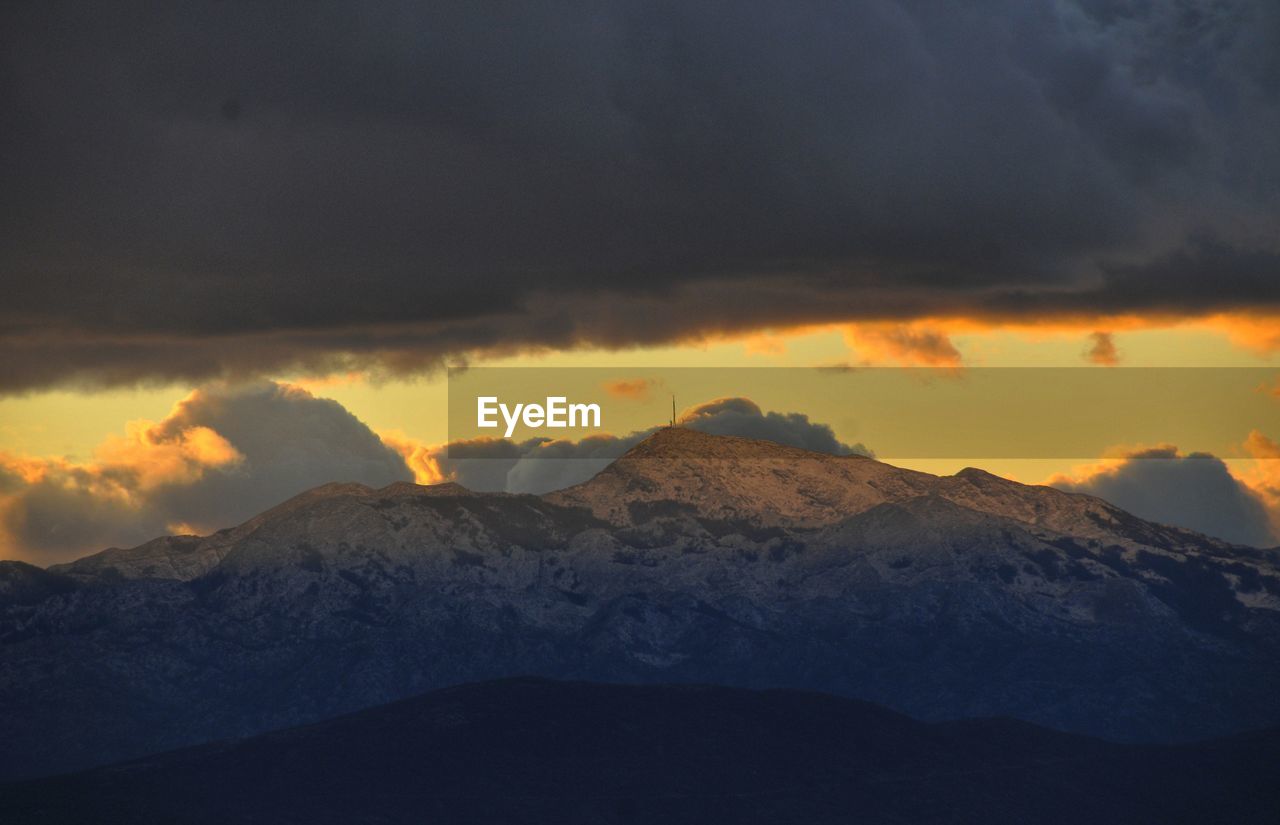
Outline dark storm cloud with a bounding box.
[2,1,1279,390]
[1053,447,1278,547]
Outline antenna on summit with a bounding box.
[670,395,676,428]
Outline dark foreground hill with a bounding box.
[2,678,1277,825]
[2,429,1279,778]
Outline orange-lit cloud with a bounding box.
[1085,332,1120,366]
[0,418,242,509]
[0,415,245,564]
[1203,314,1280,356]
[1245,431,1280,460]
[1255,376,1280,399]
[841,323,962,367]
[0,382,412,564]
[689,310,1280,369]
[740,331,790,357]
[380,430,448,485]
[1240,430,1280,539]
[602,378,662,401]
[8,307,1277,400]
[289,371,368,394]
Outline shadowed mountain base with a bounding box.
[2,678,1276,825]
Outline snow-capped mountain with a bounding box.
[2,428,1278,779]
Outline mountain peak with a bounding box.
[623,426,753,457]
[377,480,474,497]
[622,425,865,461]
[954,467,1000,481]
[549,428,933,527]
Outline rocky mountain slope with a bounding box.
[2,428,1278,779]
[4,678,1277,825]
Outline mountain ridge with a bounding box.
[51,427,1269,582]
[3,428,1278,779]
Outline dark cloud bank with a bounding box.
[2,1,1279,391]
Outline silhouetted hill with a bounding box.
[2,679,1277,825]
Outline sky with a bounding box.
[1,1,1279,563]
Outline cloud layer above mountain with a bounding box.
[2,1,1279,391]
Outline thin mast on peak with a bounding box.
[670,395,676,428]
